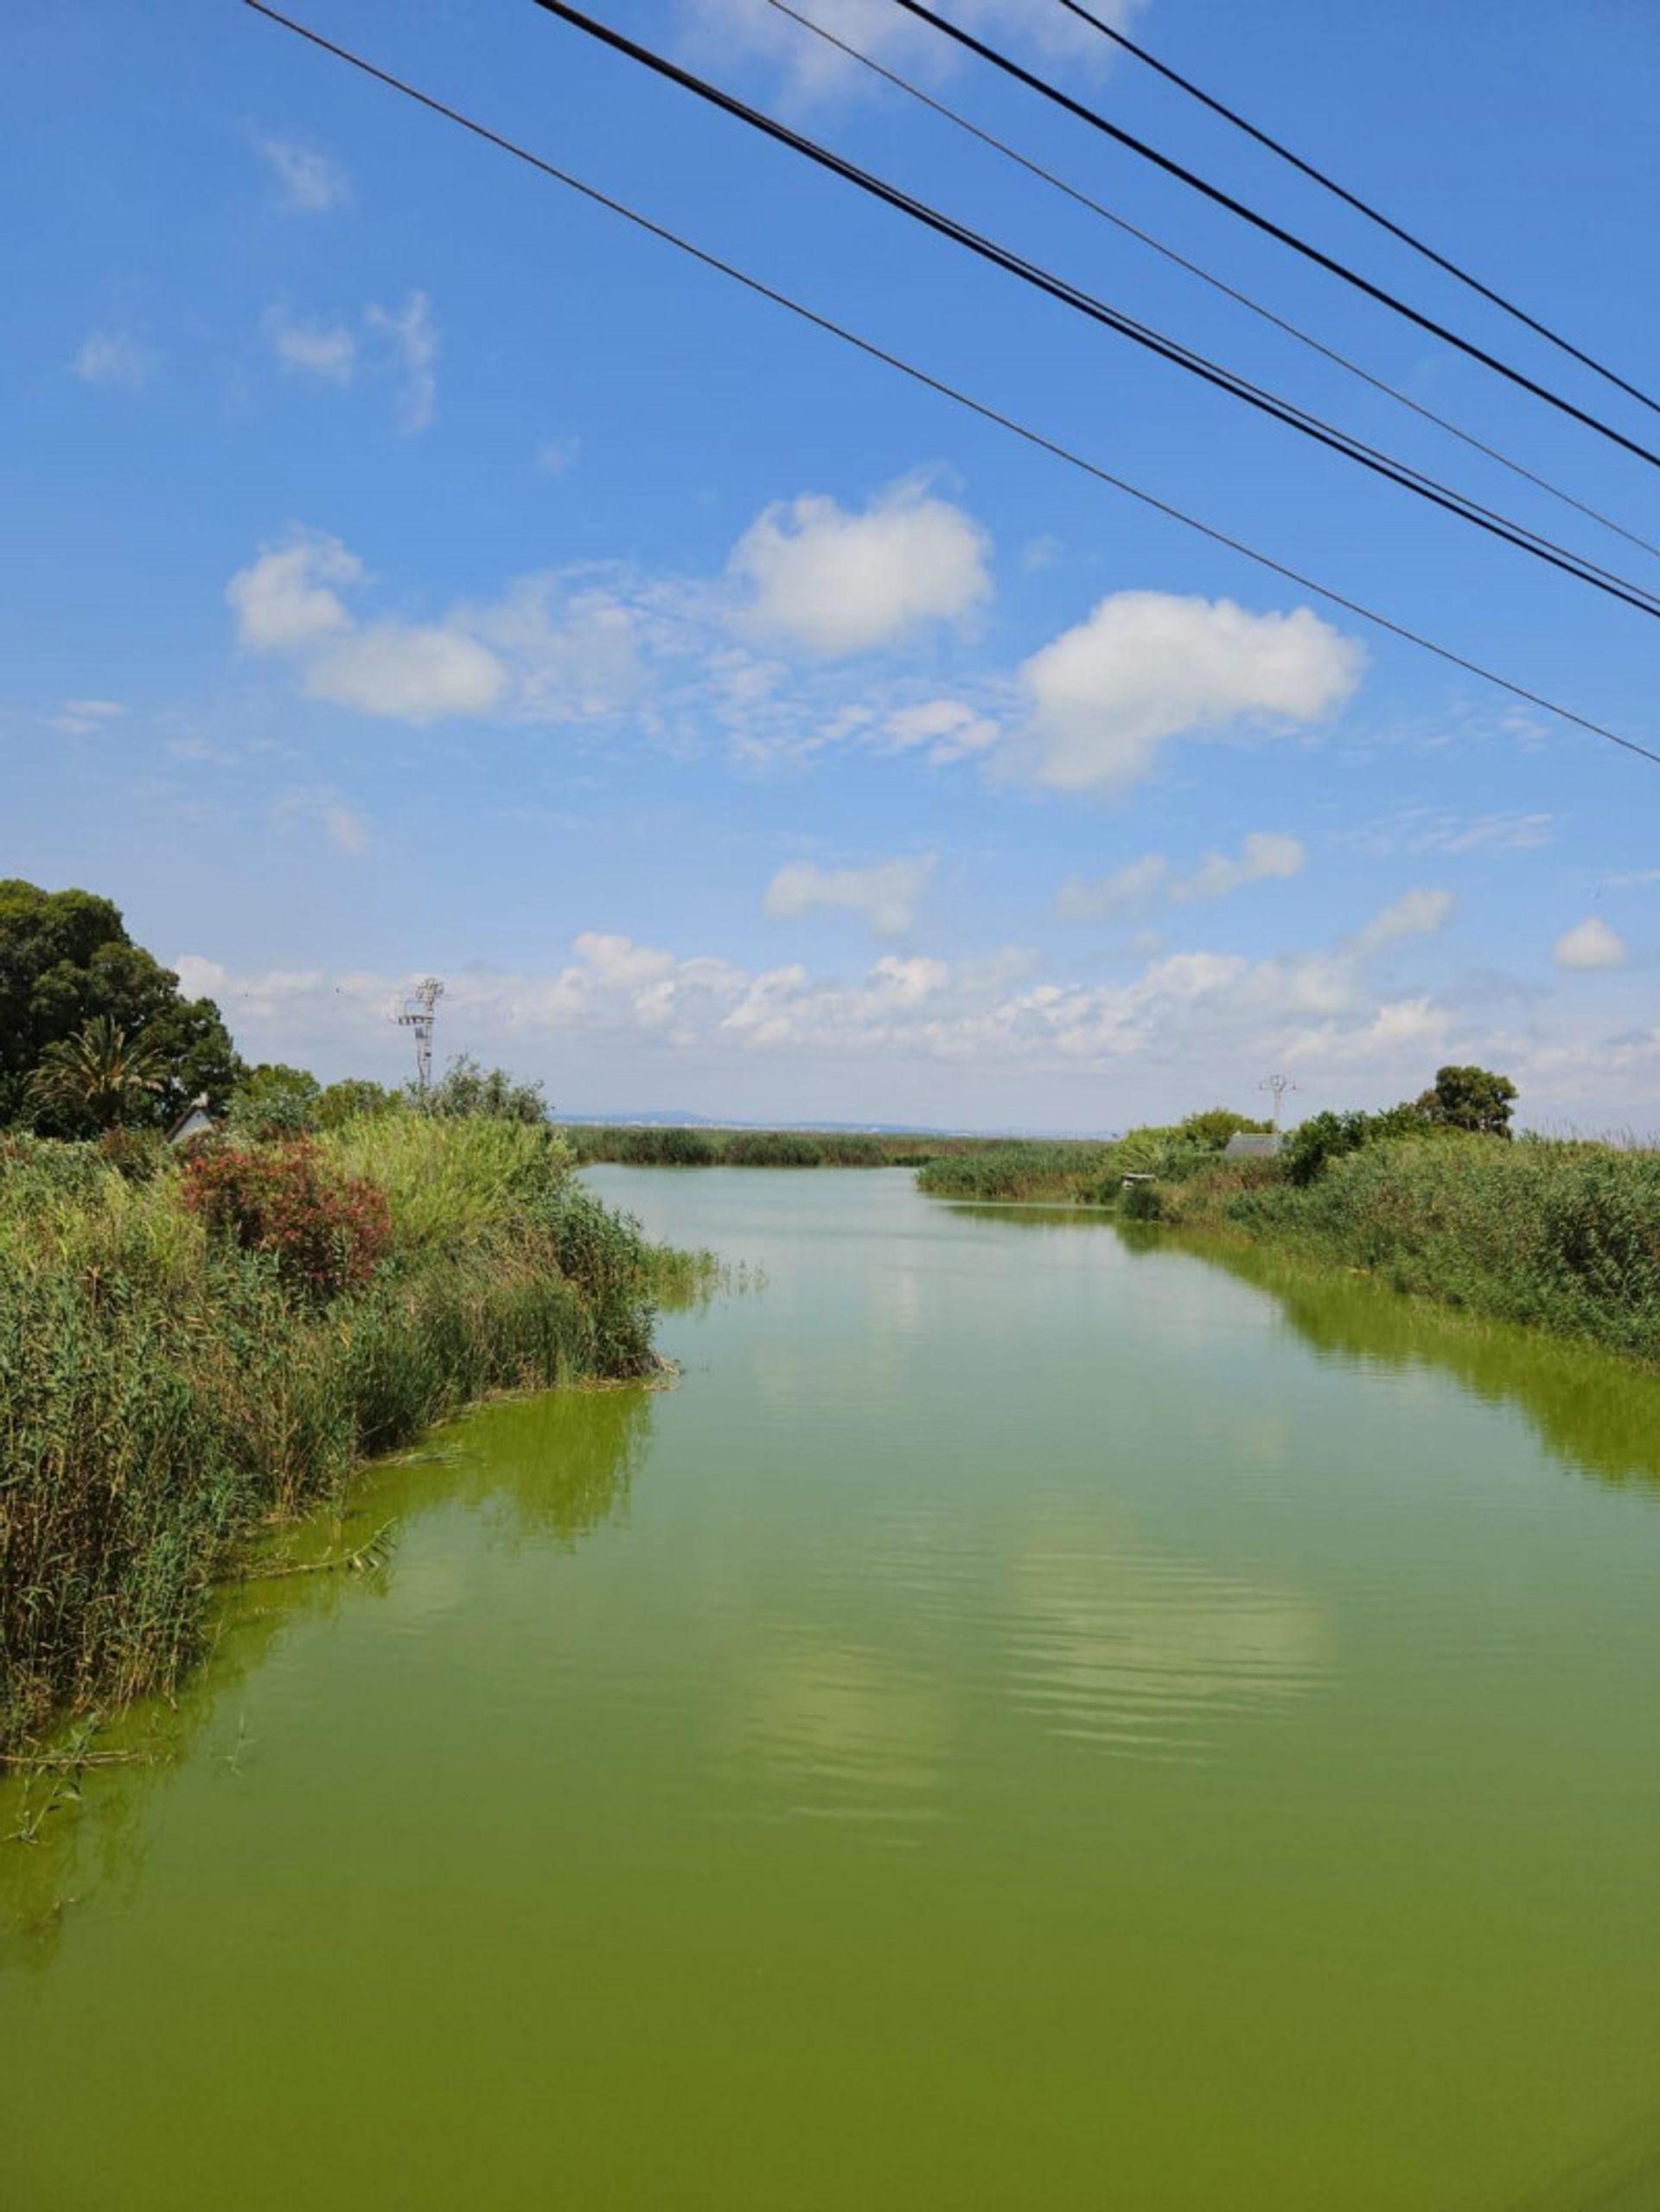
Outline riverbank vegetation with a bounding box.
[0,1113,699,1754]
[914,1069,1660,1370]
[558,1123,1044,1168]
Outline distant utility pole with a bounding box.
[1259,1073,1296,1132]
[394,977,444,1093]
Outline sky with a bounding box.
[3,0,1657,1132]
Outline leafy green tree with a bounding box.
[1177,1108,1272,1151]
[227,1063,322,1141]
[0,879,241,1131]
[316,1077,398,1130]
[1415,1064,1517,1138]
[25,1016,168,1130]
[418,1056,547,1123]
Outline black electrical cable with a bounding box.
[878,0,1660,473]
[238,0,1660,771]
[524,0,1660,623]
[1047,0,1660,420]
[760,0,1660,566]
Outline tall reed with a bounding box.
[0,1119,680,1749]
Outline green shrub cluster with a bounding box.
[1216,1136,1660,1362]
[0,1116,677,1749]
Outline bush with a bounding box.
[421,1056,546,1123]
[183,1140,392,1302]
[1177,1108,1271,1151]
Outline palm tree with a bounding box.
[26,1016,169,1131]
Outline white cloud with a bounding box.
[366,291,437,433]
[1178,832,1306,901]
[275,789,370,853]
[682,0,1146,102]
[227,534,362,653]
[1058,834,1304,919]
[1017,592,1363,794]
[265,307,357,384]
[304,624,506,722]
[227,531,505,721]
[764,855,937,937]
[256,136,349,214]
[1057,853,1171,919]
[882,698,1000,763]
[731,480,991,655]
[72,332,156,389]
[48,698,125,737]
[1355,806,1555,859]
[1555,916,1627,971]
[1352,886,1453,956]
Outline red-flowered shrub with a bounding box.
[182,1140,392,1301]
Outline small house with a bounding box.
[164,1095,217,1148]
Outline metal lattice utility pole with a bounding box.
[394,977,444,1093]
[1258,1072,1296,1133]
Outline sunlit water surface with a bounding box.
[4,1170,1660,2209]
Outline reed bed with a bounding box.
[1176,1135,1660,1363]
[0,1118,693,1750]
[559,1124,1024,1169]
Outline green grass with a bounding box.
[1179,1135,1660,1364]
[0,1116,691,1752]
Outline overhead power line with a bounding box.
[760,0,1660,566]
[525,0,1660,623]
[238,0,1660,771]
[879,0,1660,474]
[1046,0,1660,421]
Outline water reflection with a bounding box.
[1177,1235,1660,1493]
[1009,1526,1328,1762]
[949,1203,1660,1493]
[0,1380,655,1959]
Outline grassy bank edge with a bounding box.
[1,1120,712,1756]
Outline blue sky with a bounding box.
[4,0,1657,1130]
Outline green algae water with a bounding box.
[5,1168,1660,2211]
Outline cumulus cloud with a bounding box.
[1017,593,1363,794]
[1057,853,1171,919]
[256,136,349,214]
[1351,885,1453,956]
[72,331,156,389]
[227,531,506,720]
[366,291,437,432]
[764,855,937,937]
[731,480,991,655]
[882,698,1000,763]
[265,308,357,384]
[1059,834,1303,918]
[174,909,1464,1097]
[1178,832,1306,901]
[304,625,506,721]
[1555,916,1627,971]
[227,534,362,653]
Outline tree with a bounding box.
[316,1077,398,1130]
[227,1064,322,1141]
[1415,1064,1517,1138]
[1177,1108,1272,1151]
[25,1016,168,1130]
[0,879,241,1133]
[418,1056,547,1123]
